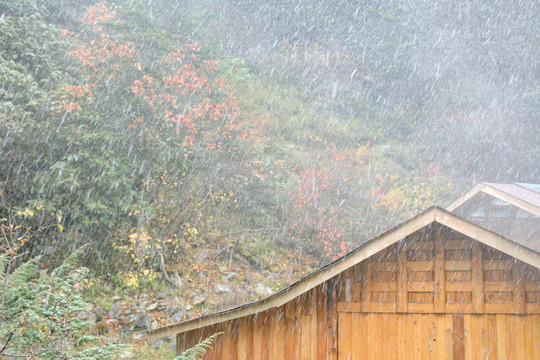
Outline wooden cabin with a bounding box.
[448,182,540,251]
[148,207,540,359]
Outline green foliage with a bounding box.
[0,245,127,359]
[173,332,222,360]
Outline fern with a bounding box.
[173,332,223,360]
[55,243,89,277]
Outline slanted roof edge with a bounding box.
[146,207,540,341]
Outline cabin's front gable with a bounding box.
[174,219,540,359]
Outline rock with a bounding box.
[112,295,122,301]
[118,351,135,359]
[108,302,122,319]
[196,251,208,262]
[255,283,273,297]
[146,302,158,311]
[156,291,168,299]
[43,246,56,255]
[214,283,232,294]
[132,332,145,341]
[171,272,183,288]
[185,304,193,311]
[151,320,158,330]
[222,272,237,281]
[191,295,204,306]
[151,339,164,349]
[172,310,185,322]
[129,314,141,324]
[137,313,152,330]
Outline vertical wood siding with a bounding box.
[177,224,540,359]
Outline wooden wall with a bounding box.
[177,224,540,359]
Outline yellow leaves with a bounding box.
[16,208,34,217]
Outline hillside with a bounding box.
[0,0,538,356]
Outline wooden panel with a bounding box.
[485,291,513,304]
[408,292,434,304]
[254,312,269,360]
[447,291,472,304]
[527,292,540,303]
[434,228,446,313]
[337,302,361,313]
[408,271,434,282]
[472,243,485,313]
[317,284,327,360]
[408,282,434,292]
[301,315,311,360]
[484,269,513,282]
[361,259,372,313]
[337,281,361,302]
[237,317,253,360]
[372,291,396,303]
[310,289,317,360]
[337,312,351,360]
[483,260,513,270]
[445,239,473,250]
[445,249,472,260]
[453,314,465,360]
[407,250,434,261]
[445,270,471,282]
[445,260,471,271]
[514,262,526,314]
[397,241,408,313]
[445,282,472,292]
[408,261,434,271]
[371,282,396,292]
[352,313,367,360]
[372,270,397,282]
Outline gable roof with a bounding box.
[448,182,540,217]
[147,207,540,340]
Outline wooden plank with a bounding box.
[407,241,434,250]
[317,285,327,360]
[471,243,484,313]
[484,303,513,313]
[444,315,454,360]
[506,315,516,359]
[372,282,397,292]
[445,282,472,292]
[444,240,473,250]
[514,262,526,314]
[434,228,446,313]
[223,321,237,360]
[408,261,434,272]
[487,315,499,359]
[362,259,372,313]
[284,317,295,360]
[407,314,415,360]
[397,314,407,360]
[337,312,350,360]
[419,315,430,360]
[445,270,472,282]
[515,315,526,360]
[483,260,513,271]
[388,314,398,360]
[352,312,367,360]
[237,317,253,360]
[310,289,317,360]
[337,302,361,312]
[445,260,472,271]
[338,281,362,302]
[408,282,434,292]
[484,282,514,292]
[413,314,422,360]
[301,315,311,360]
[437,315,446,360]
[397,242,408,313]
[352,313,369,360]
[533,315,540,360]
[496,315,507,360]
[525,315,534,360]
[453,314,465,360]
[373,314,383,360]
[479,315,489,360]
[463,314,472,360]
[327,278,338,360]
